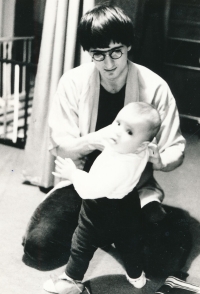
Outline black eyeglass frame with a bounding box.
[91,46,124,62]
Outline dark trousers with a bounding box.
[65,189,143,281]
[23,184,192,277]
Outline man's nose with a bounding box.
[104,54,114,68]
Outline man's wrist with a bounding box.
[58,135,95,158]
[152,155,167,171]
[157,153,168,171]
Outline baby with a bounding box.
[43,102,161,294]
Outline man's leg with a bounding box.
[23,185,82,263]
[142,201,167,222]
[137,164,166,223]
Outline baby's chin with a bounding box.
[107,143,128,154]
[106,141,119,151]
[108,144,138,154]
[106,138,132,154]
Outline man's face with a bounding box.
[89,41,131,81]
[108,107,149,154]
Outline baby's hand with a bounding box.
[52,156,77,181]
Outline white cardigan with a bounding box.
[48,60,185,206]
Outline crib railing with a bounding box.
[0,37,36,148]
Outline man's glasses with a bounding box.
[92,47,124,62]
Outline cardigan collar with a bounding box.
[88,60,139,133]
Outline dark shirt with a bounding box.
[80,84,140,244]
[95,84,126,130]
[84,84,125,172]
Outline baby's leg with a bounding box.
[65,224,97,281]
[115,228,146,288]
[44,213,97,293]
[114,189,146,288]
[115,228,143,276]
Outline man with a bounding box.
[23,5,185,270]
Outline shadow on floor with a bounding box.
[142,205,193,278]
[82,274,163,294]
[83,274,199,294]
[22,205,199,281]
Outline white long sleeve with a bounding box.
[72,148,149,200]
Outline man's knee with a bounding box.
[22,212,76,261]
[22,186,82,261]
[142,201,167,223]
[23,229,50,261]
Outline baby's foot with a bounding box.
[126,271,146,289]
[43,272,84,293]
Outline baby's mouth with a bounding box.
[109,137,117,144]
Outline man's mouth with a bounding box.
[104,67,117,72]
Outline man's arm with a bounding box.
[150,83,186,172]
[48,72,110,169]
[55,127,111,169]
[149,143,184,171]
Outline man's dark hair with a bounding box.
[78,5,134,51]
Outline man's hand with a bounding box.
[148,143,166,170]
[52,156,77,181]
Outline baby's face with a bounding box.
[108,107,149,154]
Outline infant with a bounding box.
[44,102,161,294]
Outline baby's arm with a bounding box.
[53,153,146,200]
[53,156,128,199]
[72,167,127,199]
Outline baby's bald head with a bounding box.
[120,102,161,141]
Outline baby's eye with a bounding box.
[116,121,120,126]
[127,130,133,135]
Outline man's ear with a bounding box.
[127,45,132,52]
[136,141,150,153]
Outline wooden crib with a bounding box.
[0,37,36,148]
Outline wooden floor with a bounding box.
[0,130,200,294]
